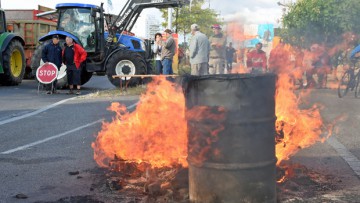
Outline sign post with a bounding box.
[36,63,58,94]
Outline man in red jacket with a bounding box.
[63,36,87,95]
[246,42,267,74]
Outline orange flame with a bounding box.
[275,74,325,165]
[92,77,188,168]
[93,74,330,173]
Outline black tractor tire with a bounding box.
[31,40,50,76]
[23,67,34,79]
[106,49,147,87]
[81,67,93,85]
[0,40,26,85]
[95,72,106,76]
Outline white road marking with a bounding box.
[0,101,138,155]
[327,136,360,177]
[0,119,103,155]
[0,97,76,126]
[127,102,138,110]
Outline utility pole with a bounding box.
[168,8,173,30]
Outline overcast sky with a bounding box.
[2,0,288,39]
[210,0,284,25]
[2,0,284,25]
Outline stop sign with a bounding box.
[36,63,58,84]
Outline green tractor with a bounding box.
[0,8,25,86]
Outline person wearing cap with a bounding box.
[189,24,210,75]
[41,35,63,94]
[62,36,87,95]
[209,24,227,74]
[161,29,175,75]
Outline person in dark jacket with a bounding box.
[41,35,62,94]
[226,42,236,73]
[62,36,87,95]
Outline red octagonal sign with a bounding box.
[36,63,58,84]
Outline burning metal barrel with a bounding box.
[185,74,277,203]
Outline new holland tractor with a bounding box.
[0,8,26,86]
[31,0,189,87]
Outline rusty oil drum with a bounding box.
[185,74,277,203]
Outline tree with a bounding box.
[280,0,360,48]
[160,0,221,44]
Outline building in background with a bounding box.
[132,13,161,40]
[145,14,161,40]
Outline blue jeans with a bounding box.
[155,60,163,75]
[162,58,173,75]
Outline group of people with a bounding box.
[188,23,229,75]
[186,23,267,76]
[153,29,176,75]
[153,24,239,76]
[152,25,358,89]
[42,35,87,95]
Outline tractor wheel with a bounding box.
[81,66,93,85]
[30,39,69,88]
[106,49,147,87]
[0,40,25,85]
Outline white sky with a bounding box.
[2,0,286,37]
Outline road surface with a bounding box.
[0,77,359,202]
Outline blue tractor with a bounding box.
[31,0,189,87]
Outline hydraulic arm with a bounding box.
[109,0,189,35]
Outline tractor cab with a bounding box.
[0,9,6,33]
[56,3,102,53]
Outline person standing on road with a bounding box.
[153,33,163,74]
[161,29,175,75]
[189,24,210,75]
[62,36,87,95]
[41,35,62,94]
[246,42,267,74]
[226,42,236,73]
[209,24,227,74]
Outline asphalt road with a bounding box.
[0,76,359,202]
[281,89,360,202]
[0,76,139,202]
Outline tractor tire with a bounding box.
[106,49,147,87]
[95,72,106,76]
[81,66,93,85]
[0,40,25,85]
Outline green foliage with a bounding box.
[280,0,360,48]
[160,0,221,37]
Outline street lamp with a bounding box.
[277,1,288,28]
[277,0,292,8]
[277,1,286,7]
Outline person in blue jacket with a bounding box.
[42,35,62,94]
[350,44,360,59]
